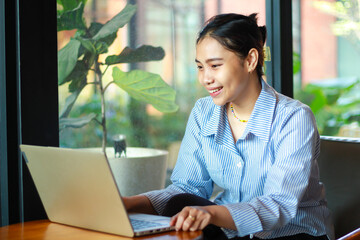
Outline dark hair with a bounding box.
[197,13,267,77]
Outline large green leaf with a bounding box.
[58,39,81,85]
[57,2,86,31]
[92,4,137,41]
[74,37,97,70]
[304,86,327,114]
[112,67,178,113]
[337,83,360,106]
[105,45,165,65]
[94,41,111,55]
[88,22,117,45]
[63,60,89,92]
[88,22,103,37]
[59,88,84,119]
[88,22,118,54]
[59,113,97,131]
[76,36,96,54]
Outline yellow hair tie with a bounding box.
[263,46,271,62]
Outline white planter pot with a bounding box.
[87,147,168,197]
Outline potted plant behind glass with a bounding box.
[57,1,178,195]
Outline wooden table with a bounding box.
[0,220,203,240]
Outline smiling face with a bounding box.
[196,36,258,107]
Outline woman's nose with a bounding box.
[202,71,214,85]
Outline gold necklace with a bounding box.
[230,103,248,123]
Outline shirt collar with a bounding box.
[246,79,277,143]
[201,103,224,137]
[201,79,277,144]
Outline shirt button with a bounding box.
[237,162,242,168]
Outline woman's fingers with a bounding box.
[182,209,198,231]
[198,215,211,230]
[170,213,178,226]
[190,208,211,231]
[189,214,202,231]
[175,212,187,231]
[172,206,211,231]
[172,207,192,231]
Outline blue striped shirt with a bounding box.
[144,80,334,239]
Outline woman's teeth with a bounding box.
[209,87,222,93]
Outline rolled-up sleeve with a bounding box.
[143,103,214,214]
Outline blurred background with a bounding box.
[57,0,360,165]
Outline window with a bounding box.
[2,0,358,229]
[293,0,360,139]
[57,0,266,164]
[292,3,360,235]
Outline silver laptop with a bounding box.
[20,144,175,237]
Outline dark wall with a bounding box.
[5,0,20,224]
[5,0,59,224]
[19,0,59,223]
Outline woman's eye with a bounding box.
[211,64,221,68]
[197,65,203,70]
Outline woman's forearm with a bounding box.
[205,205,237,230]
[122,195,157,215]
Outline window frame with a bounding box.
[0,0,9,227]
[0,0,59,225]
[265,0,294,98]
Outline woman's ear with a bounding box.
[246,48,259,73]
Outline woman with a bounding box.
[123,13,334,240]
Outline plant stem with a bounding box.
[104,81,115,92]
[102,65,110,75]
[95,56,108,159]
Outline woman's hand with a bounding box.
[170,206,213,231]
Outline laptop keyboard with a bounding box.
[130,219,167,230]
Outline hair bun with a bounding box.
[248,13,258,23]
[259,26,267,45]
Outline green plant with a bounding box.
[296,77,360,135]
[57,1,178,155]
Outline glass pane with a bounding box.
[57,0,266,160]
[293,0,360,139]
